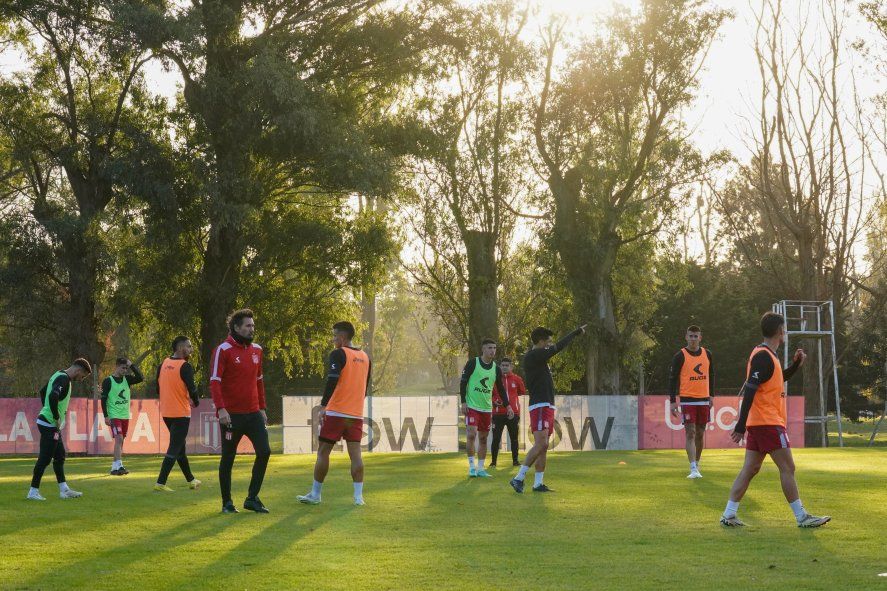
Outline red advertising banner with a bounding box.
[0,399,253,455]
[638,395,805,449]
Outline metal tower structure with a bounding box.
[771,300,843,447]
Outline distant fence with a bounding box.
[0,399,253,454]
[282,394,806,453]
[0,394,805,455]
[638,395,805,449]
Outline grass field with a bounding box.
[1,448,885,591]
[829,417,887,447]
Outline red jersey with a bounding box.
[210,335,266,414]
[492,373,524,415]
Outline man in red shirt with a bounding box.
[490,357,524,467]
[211,309,272,514]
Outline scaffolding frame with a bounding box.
[868,361,887,446]
[771,300,843,447]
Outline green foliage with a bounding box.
[407,0,532,354]
[642,258,778,394]
[0,0,176,383]
[532,0,730,392]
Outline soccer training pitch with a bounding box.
[1,449,884,590]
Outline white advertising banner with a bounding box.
[283,395,638,454]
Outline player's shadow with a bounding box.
[167,500,354,586]
[19,510,253,589]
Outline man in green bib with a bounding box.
[459,339,511,478]
[102,357,144,475]
[28,358,92,501]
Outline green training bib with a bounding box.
[465,358,496,412]
[105,377,131,420]
[40,370,71,428]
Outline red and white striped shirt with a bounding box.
[210,335,266,414]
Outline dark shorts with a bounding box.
[681,403,710,426]
[110,418,129,438]
[746,426,790,454]
[319,415,364,443]
[529,406,555,435]
[465,409,492,433]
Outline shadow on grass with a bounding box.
[163,501,350,587]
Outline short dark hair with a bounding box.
[687,325,701,333]
[72,358,92,374]
[531,327,555,344]
[227,309,255,334]
[115,357,129,366]
[172,336,190,353]
[480,338,496,347]
[333,321,355,340]
[500,357,512,364]
[761,312,785,338]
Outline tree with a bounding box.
[715,0,880,443]
[0,1,173,384]
[407,0,531,356]
[119,0,441,375]
[532,0,728,394]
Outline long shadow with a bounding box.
[165,496,354,587]
[21,510,244,589]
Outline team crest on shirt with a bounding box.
[252,354,259,364]
[201,413,221,451]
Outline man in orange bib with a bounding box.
[668,325,714,478]
[299,321,371,506]
[720,312,830,528]
[153,336,201,492]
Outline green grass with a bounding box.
[1,448,885,590]
[376,380,448,397]
[267,424,283,453]
[829,417,887,447]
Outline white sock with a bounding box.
[477,458,485,471]
[723,500,740,517]
[789,499,806,521]
[58,482,70,492]
[534,472,544,487]
[29,487,40,496]
[113,460,122,470]
[690,461,698,471]
[515,465,529,481]
[354,482,364,498]
[468,456,476,470]
[311,480,323,497]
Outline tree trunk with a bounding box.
[798,233,826,446]
[585,274,621,395]
[198,222,245,386]
[192,2,258,385]
[54,172,109,371]
[361,287,376,395]
[464,230,499,357]
[547,169,624,395]
[360,291,377,360]
[65,237,105,365]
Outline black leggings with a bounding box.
[491,415,519,464]
[31,424,66,488]
[157,417,195,485]
[219,412,271,504]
